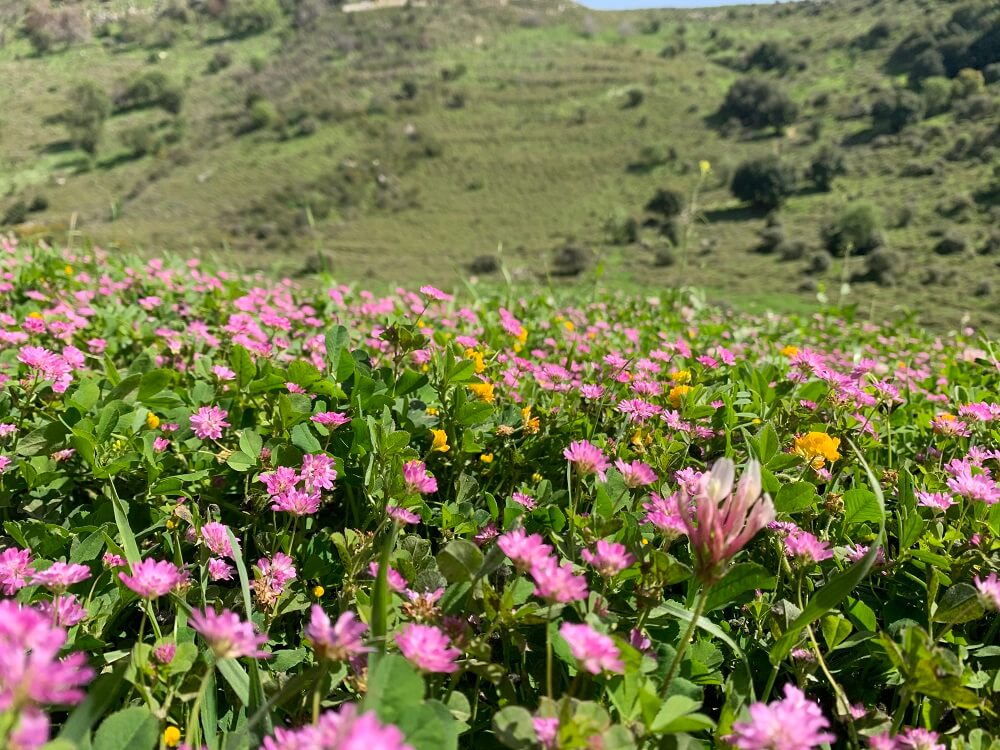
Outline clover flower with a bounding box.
[563,440,609,481]
[559,623,624,674]
[396,623,461,674]
[498,528,552,572]
[30,562,91,593]
[402,460,438,495]
[189,608,269,660]
[529,555,588,604]
[581,540,635,577]
[305,606,369,662]
[262,703,413,750]
[119,559,183,599]
[727,684,835,750]
[189,406,230,440]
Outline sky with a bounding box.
[579,1,798,8]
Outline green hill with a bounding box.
[1,0,999,329]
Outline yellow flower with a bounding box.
[465,349,486,374]
[564,320,575,332]
[146,412,161,430]
[516,327,528,345]
[27,311,43,320]
[163,727,181,747]
[312,585,325,598]
[64,265,74,277]
[792,432,841,469]
[532,472,543,483]
[480,453,494,464]
[521,406,540,434]
[670,369,691,384]
[780,345,799,358]
[426,407,439,416]
[166,519,177,530]
[431,429,450,453]
[513,342,523,353]
[468,382,495,403]
[699,159,712,176]
[668,384,691,408]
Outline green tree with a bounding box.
[730,157,797,210]
[63,82,111,155]
[719,78,798,132]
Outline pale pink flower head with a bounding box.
[189,607,269,660]
[679,458,775,584]
[559,622,624,674]
[419,285,452,302]
[271,488,321,516]
[784,530,833,566]
[916,491,955,512]
[201,521,235,559]
[895,728,946,750]
[614,459,657,488]
[212,365,236,381]
[260,466,299,496]
[975,572,1000,611]
[643,492,687,538]
[511,491,537,510]
[154,643,177,665]
[305,606,369,661]
[581,540,635,577]
[564,440,609,481]
[529,555,588,603]
[727,683,835,750]
[30,562,91,593]
[402,460,438,495]
[119,558,182,599]
[395,623,461,673]
[386,505,421,525]
[311,411,351,428]
[102,552,125,569]
[261,703,413,750]
[254,552,297,598]
[37,594,88,627]
[0,547,34,595]
[533,717,559,750]
[300,453,337,493]
[208,558,234,581]
[190,406,230,440]
[497,528,553,572]
[368,562,407,593]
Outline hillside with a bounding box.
[1,0,999,329]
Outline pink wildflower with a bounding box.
[208,558,234,581]
[784,530,833,565]
[261,704,413,750]
[644,492,687,538]
[305,606,369,661]
[534,717,559,750]
[368,562,407,593]
[559,622,625,674]
[402,460,438,494]
[396,623,461,673]
[0,548,34,595]
[975,572,1000,611]
[614,459,657,488]
[511,491,537,510]
[581,540,635,577]
[119,558,182,599]
[201,521,235,559]
[300,453,337,493]
[497,528,552,572]
[727,684,835,750]
[529,555,588,603]
[154,643,177,664]
[916,491,955,512]
[30,562,91,593]
[271,488,321,515]
[189,608,269,660]
[311,412,351,428]
[190,406,230,440]
[563,440,609,481]
[36,594,88,627]
[387,505,421,525]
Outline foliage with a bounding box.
[871,90,926,134]
[731,157,797,210]
[221,0,283,38]
[807,146,846,192]
[63,82,112,156]
[822,203,883,257]
[718,78,798,132]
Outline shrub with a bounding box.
[984,63,1000,85]
[730,157,797,210]
[644,188,684,220]
[863,248,902,285]
[822,203,882,256]
[934,232,968,255]
[871,90,925,133]
[22,1,90,55]
[122,124,162,158]
[28,195,48,212]
[467,255,500,275]
[550,244,589,276]
[116,71,184,113]
[249,99,280,131]
[955,95,996,121]
[807,145,846,191]
[621,87,644,109]
[805,249,833,274]
[954,68,986,98]
[718,78,797,132]
[919,77,952,117]
[206,49,232,74]
[907,48,945,83]
[1,201,28,226]
[745,41,794,72]
[63,81,111,155]
[221,0,282,37]
[603,212,639,245]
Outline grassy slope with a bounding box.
[1,0,998,330]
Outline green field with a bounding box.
[1,0,998,329]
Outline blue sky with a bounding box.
[579,0,793,8]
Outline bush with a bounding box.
[116,71,184,113]
[550,244,589,277]
[122,124,162,158]
[63,81,111,155]
[206,50,232,74]
[805,249,833,274]
[907,48,945,83]
[28,195,48,212]
[1,201,28,227]
[718,78,798,132]
[807,145,846,191]
[984,63,1000,85]
[954,68,986,98]
[822,203,882,256]
[934,232,968,255]
[603,212,639,245]
[249,99,280,131]
[221,0,282,37]
[955,95,997,122]
[730,157,797,210]
[863,248,903,285]
[644,188,684,220]
[871,90,925,133]
[745,41,794,72]
[919,77,952,117]
[621,87,644,109]
[22,1,90,55]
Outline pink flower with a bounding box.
[679,459,775,583]
[253,553,297,608]
[262,704,413,750]
[784,530,833,565]
[497,528,552,572]
[119,559,182,599]
[190,406,230,440]
[201,521,235,559]
[189,608,269,660]
[870,729,947,750]
[564,440,609,481]
[368,562,407,593]
[0,456,10,474]
[153,437,170,452]
[260,466,300,496]
[30,562,91,593]
[727,684,835,750]
[581,541,635,577]
[311,411,351,428]
[916,491,955,512]
[614,459,657,487]
[212,365,236,381]
[396,623,461,673]
[644,492,687,538]
[946,466,1000,504]
[208,558,234,581]
[403,460,438,495]
[154,643,177,664]
[511,491,537,510]
[102,553,125,569]
[530,555,588,603]
[301,453,337,493]
[559,622,624,674]
[0,547,34,595]
[533,717,559,749]
[387,505,421,525]
[271,488,321,516]
[37,594,88,627]
[975,572,1000,611]
[419,285,452,301]
[305,606,369,661]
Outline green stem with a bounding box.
[546,605,555,701]
[187,662,215,749]
[659,586,709,698]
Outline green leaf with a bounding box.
[138,368,172,401]
[70,380,101,411]
[59,661,129,742]
[756,423,779,464]
[230,345,256,389]
[773,482,816,514]
[325,325,350,373]
[226,528,268,729]
[92,706,158,750]
[107,484,141,567]
[456,402,493,427]
[843,488,881,526]
[363,653,425,716]
[650,695,715,734]
[288,360,322,388]
[16,421,69,456]
[226,451,256,472]
[216,657,250,705]
[705,563,776,612]
[290,423,322,453]
[654,600,744,659]
[238,430,263,460]
[492,706,536,750]
[70,529,107,564]
[933,583,985,624]
[437,540,484,583]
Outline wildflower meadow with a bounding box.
[0,238,998,750]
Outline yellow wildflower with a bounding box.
[480,453,494,464]
[312,585,325,598]
[64,265,74,276]
[516,327,528,345]
[146,412,161,430]
[532,472,543,483]
[431,429,450,453]
[426,407,439,416]
[163,727,181,747]
[668,384,691,408]
[27,311,43,320]
[468,382,495,403]
[465,348,486,374]
[699,159,712,176]
[793,432,841,469]
[166,519,177,530]
[670,369,691,384]
[564,320,575,332]
[780,345,799,358]
[521,406,540,434]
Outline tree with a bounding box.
[718,78,798,132]
[871,90,925,133]
[730,157,797,210]
[822,203,882,257]
[807,146,846,192]
[221,0,282,38]
[63,82,111,155]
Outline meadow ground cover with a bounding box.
[0,236,998,750]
